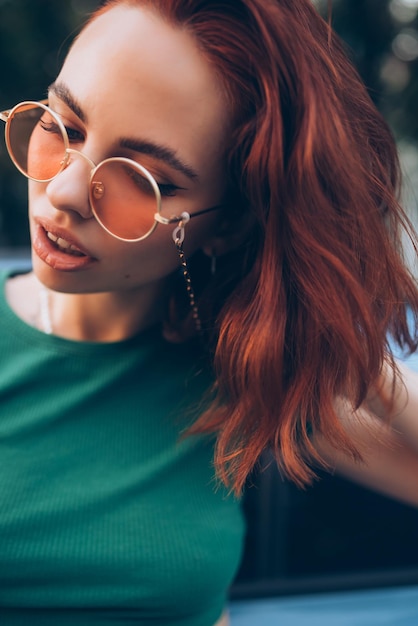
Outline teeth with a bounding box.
[47,231,58,243]
[46,231,86,257]
[57,237,70,249]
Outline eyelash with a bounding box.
[66,126,84,143]
[40,119,84,143]
[158,183,178,197]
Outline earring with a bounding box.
[172,213,202,334]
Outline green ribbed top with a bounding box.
[0,271,244,626]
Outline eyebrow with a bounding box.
[119,138,198,181]
[48,81,86,123]
[48,81,199,182]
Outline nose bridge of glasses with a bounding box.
[65,147,97,172]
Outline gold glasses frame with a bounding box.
[0,100,220,243]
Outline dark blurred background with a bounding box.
[0,0,99,248]
[1,0,418,248]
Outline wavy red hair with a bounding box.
[90,0,418,493]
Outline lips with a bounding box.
[32,222,97,271]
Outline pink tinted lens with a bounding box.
[8,104,65,180]
[90,160,158,240]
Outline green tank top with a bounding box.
[0,271,244,625]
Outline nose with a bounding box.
[45,149,96,220]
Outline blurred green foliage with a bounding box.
[1,0,418,247]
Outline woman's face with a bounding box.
[29,3,231,295]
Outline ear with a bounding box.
[202,209,254,258]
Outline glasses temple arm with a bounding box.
[155,203,223,226]
[0,98,48,123]
[190,204,223,219]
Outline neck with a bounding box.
[7,272,168,343]
[47,288,166,342]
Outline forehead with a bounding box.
[57,4,230,168]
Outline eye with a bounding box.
[125,166,180,197]
[39,118,84,144]
[158,182,179,197]
[123,166,156,197]
[65,125,84,143]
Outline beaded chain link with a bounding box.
[172,212,202,334]
[174,238,202,333]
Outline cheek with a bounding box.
[110,215,216,286]
[27,129,63,180]
[28,180,46,208]
[110,234,181,282]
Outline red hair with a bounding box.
[91,0,418,493]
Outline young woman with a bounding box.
[1,1,418,624]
